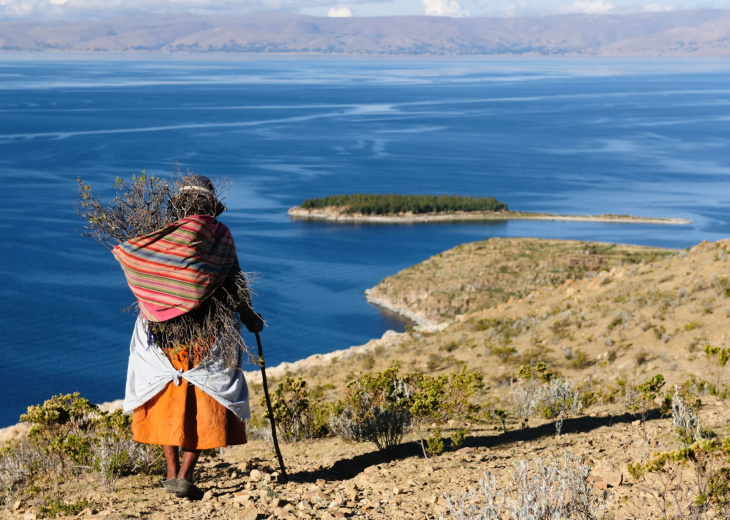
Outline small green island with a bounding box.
[288,193,691,225]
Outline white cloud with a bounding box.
[501,0,529,16]
[0,0,295,18]
[644,3,674,11]
[423,0,469,16]
[568,0,614,13]
[327,5,353,16]
[0,0,689,19]
[0,0,33,15]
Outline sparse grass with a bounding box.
[684,321,700,331]
[567,349,593,370]
[635,349,651,366]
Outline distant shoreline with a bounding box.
[0,53,726,62]
[1,9,729,58]
[288,207,692,225]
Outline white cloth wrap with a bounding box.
[123,317,251,421]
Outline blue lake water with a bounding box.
[1,56,729,427]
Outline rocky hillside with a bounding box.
[366,237,674,327]
[4,238,730,520]
[262,237,729,408]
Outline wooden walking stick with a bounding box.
[254,331,289,483]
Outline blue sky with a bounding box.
[0,0,726,19]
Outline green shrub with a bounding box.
[685,321,701,331]
[22,393,97,452]
[517,361,556,383]
[2,392,163,501]
[407,367,482,457]
[705,342,730,391]
[410,366,484,423]
[52,434,92,467]
[329,366,484,455]
[492,409,508,433]
[264,377,330,442]
[39,494,91,518]
[444,366,485,420]
[580,391,599,409]
[425,428,444,457]
[20,393,99,479]
[329,368,413,453]
[627,374,666,439]
[705,343,730,367]
[567,349,593,370]
[449,428,468,449]
[490,346,517,362]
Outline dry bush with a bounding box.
[624,388,728,519]
[0,439,43,506]
[672,386,704,448]
[445,452,611,520]
[627,438,730,520]
[537,378,582,435]
[510,363,581,435]
[510,380,540,419]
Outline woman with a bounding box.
[116,175,263,499]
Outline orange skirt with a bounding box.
[132,345,247,450]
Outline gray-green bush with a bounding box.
[444,452,611,520]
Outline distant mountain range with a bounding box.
[1,10,729,56]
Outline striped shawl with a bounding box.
[112,215,238,322]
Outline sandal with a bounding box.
[161,478,178,493]
[175,479,204,500]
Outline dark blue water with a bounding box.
[1,57,729,427]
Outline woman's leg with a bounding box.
[178,449,201,483]
[163,445,179,481]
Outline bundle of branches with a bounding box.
[77,173,176,250]
[146,284,252,368]
[76,172,253,368]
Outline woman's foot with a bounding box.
[174,479,204,500]
[161,478,178,493]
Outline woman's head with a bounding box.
[172,175,226,218]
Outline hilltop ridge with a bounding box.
[1,10,729,56]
